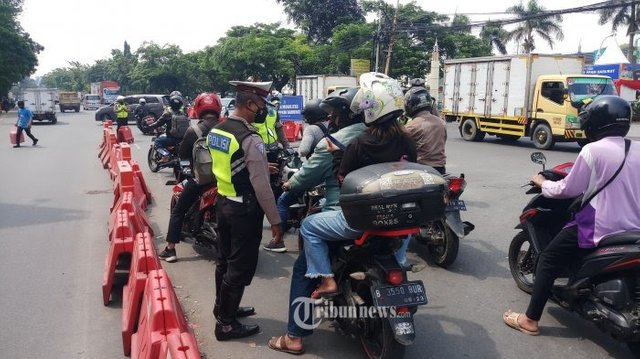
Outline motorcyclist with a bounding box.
[407,78,439,116]
[148,94,187,163]
[134,98,149,120]
[262,88,366,253]
[297,98,330,158]
[404,86,447,174]
[503,95,640,336]
[268,73,417,354]
[158,92,223,263]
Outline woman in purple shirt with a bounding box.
[504,96,640,336]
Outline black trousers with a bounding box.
[215,195,265,288]
[526,226,591,321]
[166,178,204,244]
[16,126,36,144]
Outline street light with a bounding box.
[596,33,616,62]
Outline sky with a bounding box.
[18,0,631,77]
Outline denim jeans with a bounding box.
[155,135,180,152]
[287,250,318,338]
[276,191,299,232]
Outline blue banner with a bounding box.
[583,64,620,79]
[278,96,303,121]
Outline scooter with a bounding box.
[147,135,179,173]
[508,152,640,355]
[416,173,474,268]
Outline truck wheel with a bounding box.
[460,118,485,142]
[532,123,554,150]
[51,116,58,124]
[75,107,80,112]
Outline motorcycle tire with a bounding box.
[424,219,459,268]
[508,231,536,294]
[147,146,160,172]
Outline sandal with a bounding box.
[310,288,339,300]
[503,311,540,336]
[268,335,305,355]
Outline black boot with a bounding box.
[214,269,254,319]
[214,282,260,341]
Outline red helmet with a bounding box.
[193,92,222,119]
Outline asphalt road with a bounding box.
[0,110,638,359]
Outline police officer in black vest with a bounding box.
[207,80,284,341]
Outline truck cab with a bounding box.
[531,75,615,148]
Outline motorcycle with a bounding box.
[268,146,302,199]
[147,135,180,173]
[136,114,162,135]
[508,152,640,355]
[416,173,475,267]
[170,161,218,251]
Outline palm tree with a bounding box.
[480,21,509,55]
[505,0,564,54]
[598,0,639,64]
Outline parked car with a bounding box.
[82,94,101,110]
[94,94,169,122]
[221,97,235,117]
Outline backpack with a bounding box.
[190,123,215,185]
[170,111,190,138]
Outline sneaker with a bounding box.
[263,239,287,253]
[13,145,20,148]
[159,247,177,262]
[33,139,38,146]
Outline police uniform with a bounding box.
[114,101,129,141]
[208,81,282,340]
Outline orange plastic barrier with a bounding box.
[122,232,161,356]
[100,132,118,169]
[110,191,154,237]
[118,126,135,144]
[102,209,135,305]
[112,161,136,210]
[131,270,199,359]
[158,333,201,359]
[283,121,303,142]
[131,160,152,206]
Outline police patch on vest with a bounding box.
[208,132,231,153]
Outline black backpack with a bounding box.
[170,111,190,138]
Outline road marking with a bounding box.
[133,143,140,150]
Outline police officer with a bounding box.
[208,80,284,341]
[114,96,129,142]
[253,95,290,149]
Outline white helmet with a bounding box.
[139,98,146,104]
[116,95,125,101]
[352,72,404,126]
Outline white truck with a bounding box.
[22,88,58,124]
[442,54,616,149]
[296,75,357,104]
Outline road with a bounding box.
[0,109,636,358]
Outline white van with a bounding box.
[83,94,101,110]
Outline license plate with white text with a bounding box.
[372,280,428,307]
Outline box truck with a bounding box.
[295,75,357,104]
[22,88,58,124]
[442,54,616,149]
[59,91,81,112]
[91,81,120,105]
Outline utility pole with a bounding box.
[374,11,382,73]
[384,0,399,75]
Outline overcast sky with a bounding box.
[19,0,629,77]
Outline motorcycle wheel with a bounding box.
[424,219,459,268]
[508,231,536,294]
[147,146,160,172]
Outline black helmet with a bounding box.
[169,95,183,111]
[320,87,359,116]
[302,98,328,124]
[579,95,630,140]
[404,86,433,117]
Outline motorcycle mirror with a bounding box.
[530,152,546,170]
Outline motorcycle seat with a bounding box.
[598,232,640,247]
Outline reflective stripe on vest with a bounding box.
[207,128,241,197]
[253,108,278,144]
[115,103,128,119]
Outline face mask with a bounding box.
[252,104,268,124]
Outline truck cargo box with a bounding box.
[340,162,446,230]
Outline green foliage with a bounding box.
[598,0,639,63]
[0,0,43,95]
[506,0,564,54]
[480,21,509,55]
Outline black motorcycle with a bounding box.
[416,173,474,267]
[509,152,640,355]
[136,114,161,135]
[147,135,179,173]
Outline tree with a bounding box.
[480,21,509,55]
[598,0,639,64]
[40,62,89,92]
[0,0,43,95]
[276,0,365,43]
[505,0,564,54]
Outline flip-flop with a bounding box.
[310,288,339,300]
[268,335,305,355]
[503,311,540,336]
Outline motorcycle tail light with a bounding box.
[396,306,409,315]
[386,270,404,286]
[448,177,466,196]
[519,209,539,224]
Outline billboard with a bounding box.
[278,95,303,121]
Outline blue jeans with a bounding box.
[300,210,410,278]
[287,250,318,338]
[155,135,180,153]
[277,191,299,232]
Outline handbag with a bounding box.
[568,139,631,216]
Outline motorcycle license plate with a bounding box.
[371,280,428,307]
[446,199,466,211]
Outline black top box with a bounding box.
[340,162,447,230]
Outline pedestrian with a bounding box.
[13,100,38,148]
[209,80,283,341]
[114,96,129,142]
[404,85,447,174]
[503,96,640,336]
[158,92,223,263]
